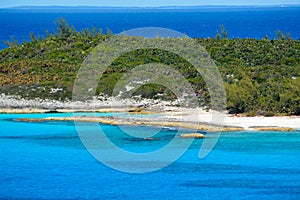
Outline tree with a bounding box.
[29,32,37,43]
[275,30,291,40]
[3,36,19,48]
[215,25,228,39]
[220,25,228,38]
[55,18,72,40]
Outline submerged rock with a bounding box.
[180,133,205,139]
[249,126,295,131]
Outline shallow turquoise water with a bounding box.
[0,113,299,199]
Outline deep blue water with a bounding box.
[0,6,300,49]
[0,113,300,199]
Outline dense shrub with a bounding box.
[0,19,299,115]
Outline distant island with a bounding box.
[2,5,300,11]
[0,18,299,116]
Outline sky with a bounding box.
[0,0,299,8]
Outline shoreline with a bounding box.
[1,94,299,132]
[9,107,300,132]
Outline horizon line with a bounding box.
[1,4,300,9]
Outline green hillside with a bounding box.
[0,19,299,115]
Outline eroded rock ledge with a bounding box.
[16,116,296,132]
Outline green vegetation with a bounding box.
[215,25,228,39]
[0,18,299,115]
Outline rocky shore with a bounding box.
[0,93,168,112]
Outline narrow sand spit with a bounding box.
[15,107,300,132]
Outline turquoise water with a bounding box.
[1,113,300,199]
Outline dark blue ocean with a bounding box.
[1,113,300,199]
[0,6,300,49]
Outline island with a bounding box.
[1,18,299,131]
